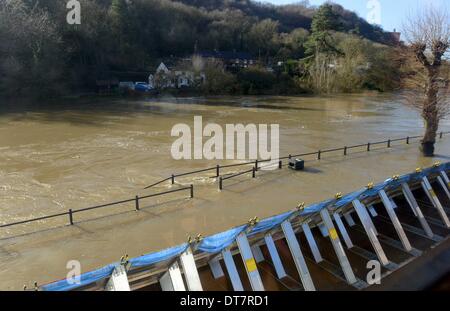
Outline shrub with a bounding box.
[237,67,276,95]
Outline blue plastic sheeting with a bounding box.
[42,244,189,291]
[415,163,450,181]
[249,211,294,236]
[42,263,117,291]
[333,163,450,206]
[382,163,449,192]
[301,199,334,215]
[129,243,189,269]
[334,189,367,209]
[384,175,411,191]
[197,225,247,253]
[357,180,394,202]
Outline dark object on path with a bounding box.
[289,158,305,171]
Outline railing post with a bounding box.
[252,167,256,178]
[216,165,220,177]
[344,146,347,156]
[219,177,223,190]
[406,137,410,144]
[367,142,371,152]
[387,139,391,148]
[171,174,175,185]
[135,195,140,211]
[69,209,73,225]
[190,184,194,198]
[278,160,282,169]
[318,150,321,160]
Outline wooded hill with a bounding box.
[0,0,400,96]
[179,0,393,43]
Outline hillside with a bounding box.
[177,0,394,44]
[0,0,400,96]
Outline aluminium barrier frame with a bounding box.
[39,162,450,291]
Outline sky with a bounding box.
[266,0,448,33]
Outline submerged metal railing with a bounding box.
[1,132,449,231]
[0,185,193,229]
[144,132,450,190]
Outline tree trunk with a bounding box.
[421,117,438,156]
[421,67,439,157]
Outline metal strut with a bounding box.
[379,190,412,252]
[236,232,265,291]
[160,261,186,291]
[222,247,244,291]
[437,171,450,208]
[264,234,288,279]
[302,223,323,263]
[421,177,450,228]
[320,209,357,285]
[105,265,131,291]
[352,200,390,267]
[179,247,203,291]
[281,220,316,291]
[401,183,434,238]
[333,212,354,249]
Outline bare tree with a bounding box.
[402,6,450,156]
[0,0,62,96]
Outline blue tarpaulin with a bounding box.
[197,225,247,253]
[301,199,334,215]
[42,244,189,291]
[42,263,117,291]
[129,244,189,268]
[249,211,294,236]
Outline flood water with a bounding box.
[0,93,449,289]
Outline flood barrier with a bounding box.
[38,161,450,291]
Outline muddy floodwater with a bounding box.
[1,93,450,290]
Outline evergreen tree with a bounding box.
[110,0,130,53]
[110,0,129,30]
[350,22,361,36]
[310,3,340,33]
[305,4,341,56]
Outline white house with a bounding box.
[175,70,193,88]
[149,62,205,89]
[149,62,176,89]
[156,62,170,74]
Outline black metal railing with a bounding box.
[2,132,449,232]
[144,132,450,190]
[0,185,193,229]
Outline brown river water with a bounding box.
[0,93,449,290]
